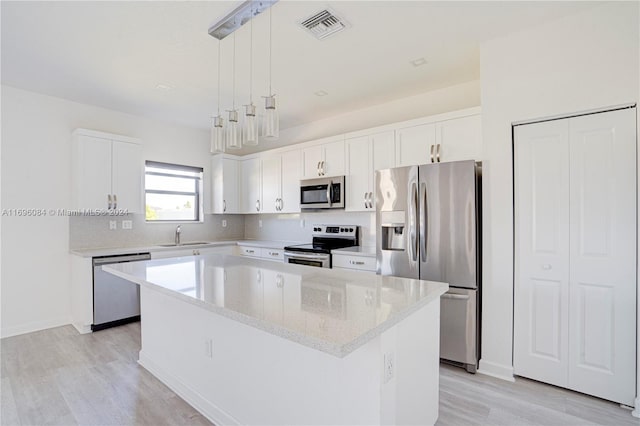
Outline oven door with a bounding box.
[284,251,331,268]
[300,176,345,210]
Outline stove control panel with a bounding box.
[312,225,358,238]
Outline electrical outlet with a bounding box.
[383,352,394,383]
[222,219,227,228]
[204,338,213,358]
[122,220,132,230]
[109,220,117,230]
[258,219,263,228]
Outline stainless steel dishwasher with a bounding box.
[92,253,151,331]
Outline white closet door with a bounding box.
[514,119,570,387]
[567,108,636,406]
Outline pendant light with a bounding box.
[243,1,258,146]
[226,33,241,150]
[210,41,225,153]
[262,6,279,139]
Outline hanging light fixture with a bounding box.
[226,33,241,150]
[210,41,225,153]
[243,1,258,146]
[262,6,279,140]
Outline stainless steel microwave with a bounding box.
[300,176,345,210]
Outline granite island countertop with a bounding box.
[104,254,448,358]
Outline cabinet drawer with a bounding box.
[238,246,261,257]
[261,248,284,261]
[332,255,376,272]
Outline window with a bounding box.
[145,161,203,222]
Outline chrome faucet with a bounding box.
[175,225,182,246]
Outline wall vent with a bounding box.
[299,9,348,40]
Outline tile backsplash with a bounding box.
[244,211,376,247]
[69,214,245,249]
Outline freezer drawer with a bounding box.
[440,287,478,373]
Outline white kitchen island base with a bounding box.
[138,285,440,426]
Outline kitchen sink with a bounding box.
[157,242,211,247]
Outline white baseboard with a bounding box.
[0,316,70,339]
[477,359,515,382]
[71,322,92,335]
[138,351,240,426]
[632,397,640,418]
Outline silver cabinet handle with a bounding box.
[321,161,325,176]
[430,145,435,163]
[275,198,279,211]
[246,249,255,254]
[368,191,373,209]
[419,182,427,262]
[327,180,333,207]
[113,194,117,209]
[107,194,112,210]
[223,199,226,212]
[256,199,260,212]
[350,260,365,265]
[442,293,469,300]
[317,161,321,176]
[364,191,368,209]
[279,198,283,211]
[436,144,441,163]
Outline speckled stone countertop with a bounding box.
[103,254,448,358]
[70,240,304,258]
[331,246,376,257]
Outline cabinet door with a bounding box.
[371,131,396,209]
[240,158,261,213]
[322,139,345,177]
[211,156,224,214]
[112,141,143,213]
[345,136,371,212]
[396,123,436,167]
[567,108,636,406]
[75,135,112,210]
[222,159,239,213]
[437,115,482,162]
[302,145,323,179]
[261,155,281,214]
[514,119,570,388]
[280,150,301,213]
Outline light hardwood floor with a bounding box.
[1,323,636,426]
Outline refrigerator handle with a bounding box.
[409,181,418,262]
[419,182,427,262]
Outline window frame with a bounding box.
[144,161,204,223]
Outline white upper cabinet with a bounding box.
[346,130,395,212]
[240,157,261,213]
[211,156,239,214]
[301,137,345,179]
[395,112,481,166]
[72,129,143,213]
[261,150,301,214]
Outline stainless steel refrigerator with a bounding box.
[376,160,481,373]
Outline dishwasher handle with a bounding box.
[93,253,151,266]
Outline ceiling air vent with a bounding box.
[299,9,348,40]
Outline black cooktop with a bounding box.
[284,238,356,254]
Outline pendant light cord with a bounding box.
[232,33,236,110]
[249,1,253,103]
[217,41,221,116]
[268,6,272,96]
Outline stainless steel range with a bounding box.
[284,225,359,268]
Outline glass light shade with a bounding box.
[262,95,279,139]
[226,110,241,150]
[210,116,225,153]
[243,104,259,146]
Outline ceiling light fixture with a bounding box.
[226,33,241,150]
[314,90,328,97]
[155,83,173,90]
[410,57,428,67]
[210,41,225,154]
[208,0,278,41]
[243,1,258,146]
[262,6,278,140]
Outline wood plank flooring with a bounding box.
[1,323,636,425]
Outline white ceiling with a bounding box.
[2,1,596,141]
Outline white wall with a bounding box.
[479,2,639,381]
[0,85,224,337]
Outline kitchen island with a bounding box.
[104,254,448,426]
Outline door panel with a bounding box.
[280,150,300,213]
[240,158,261,213]
[77,135,112,210]
[396,123,435,167]
[302,145,323,179]
[112,141,143,213]
[346,136,371,212]
[437,114,482,162]
[323,139,345,177]
[261,155,281,214]
[419,161,477,288]
[567,108,636,405]
[514,119,570,387]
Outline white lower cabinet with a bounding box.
[236,245,284,262]
[151,246,234,259]
[514,107,636,406]
[332,254,376,273]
